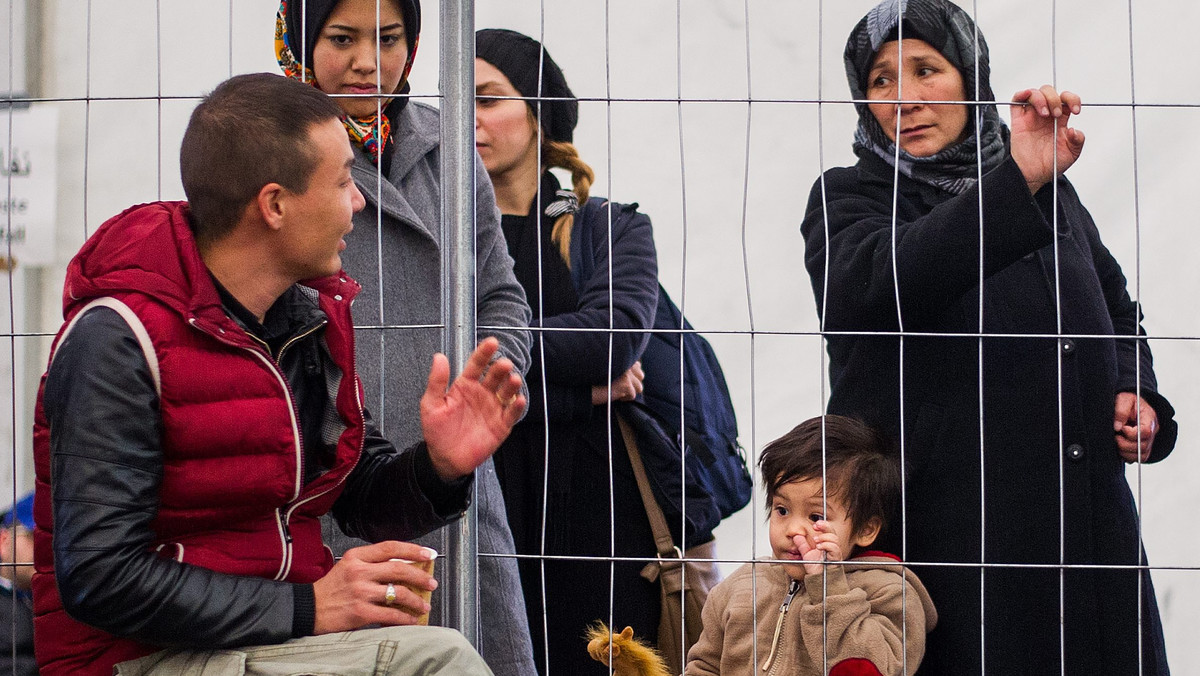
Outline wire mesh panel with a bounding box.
[471,2,1200,672]
[2,0,1200,674]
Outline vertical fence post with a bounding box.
[439,0,479,647]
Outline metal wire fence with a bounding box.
[3,0,1199,673]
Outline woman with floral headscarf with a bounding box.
[275,3,537,676]
[800,0,1175,673]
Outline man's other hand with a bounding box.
[312,541,437,634]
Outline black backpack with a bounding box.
[572,198,753,541]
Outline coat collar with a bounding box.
[389,100,439,178]
[350,102,441,245]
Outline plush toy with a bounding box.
[586,623,672,676]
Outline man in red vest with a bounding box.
[31,73,524,676]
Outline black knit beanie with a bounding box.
[475,29,578,144]
[285,0,421,72]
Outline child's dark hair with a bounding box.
[759,415,900,545]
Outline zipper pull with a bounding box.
[762,579,801,672]
[281,517,293,544]
[782,579,801,610]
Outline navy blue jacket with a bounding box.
[521,197,660,422]
[493,186,662,676]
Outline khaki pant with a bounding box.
[113,626,495,676]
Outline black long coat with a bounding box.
[801,152,1177,675]
[494,179,663,676]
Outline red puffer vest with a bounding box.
[31,202,366,676]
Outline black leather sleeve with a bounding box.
[330,410,472,543]
[43,307,300,647]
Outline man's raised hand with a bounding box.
[420,337,526,482]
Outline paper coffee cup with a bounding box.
[391,550,437,625]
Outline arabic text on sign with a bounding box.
[0,149,32,177]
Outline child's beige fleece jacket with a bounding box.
[684,554,937,676]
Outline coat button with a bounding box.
[1066,443,1085,461]
[334,294,343,301]
[1061,339,1076,355]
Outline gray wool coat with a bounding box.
[324,101,536,676]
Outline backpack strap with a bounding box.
[569,197,601,293]
[52,297,162,396]
[570,197,640,296]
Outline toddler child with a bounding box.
[685,415,936,676]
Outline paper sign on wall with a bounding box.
[1,104,58,267]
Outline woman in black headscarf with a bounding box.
[275,3,537,676]
[474,28,667,675]
[800,0,1176,673]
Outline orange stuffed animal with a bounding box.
[586,623,672,676]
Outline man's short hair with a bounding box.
[179,73,342,244]
[759,415,900,543]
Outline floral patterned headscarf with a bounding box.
[275,0,421,165]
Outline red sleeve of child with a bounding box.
[830,657,885,676]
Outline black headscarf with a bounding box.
[476,29,578,144]
[284,0,421,77]
[277,0,421,167]
[844,0,1008,194]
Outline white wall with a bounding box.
[12,0,1199,666]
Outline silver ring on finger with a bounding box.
[385,582,397,606]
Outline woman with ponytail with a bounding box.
[275,3,537,676]
[475,29,664,676]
